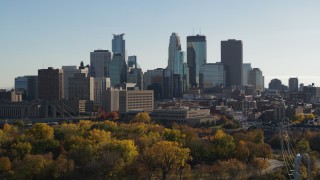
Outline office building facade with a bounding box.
[38,67,63,101]
[15,75,38,101]
[187,35,207,88]
[109,54,127,86]
[168,33,182,71]
[112,34,126,57]
[90,50,112,78]
[94,77,111,106]
[242,63,252,86]
[221,39,243,87]
[249,68,264,91]
[199,63,225,89]
[119,90,154,114]
[143,68,173,99]
[68,73,94,101]
[289,78,299,92]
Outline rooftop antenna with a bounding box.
[200,28,201,35]
[193,28,194,35]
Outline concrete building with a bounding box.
[260,102,285,123]
[38,67,63,101]
[68,73,94,101]
[242,63,252,86]
[102,88,121,112]
[151,107,216,126]
[90,50,112,78]
[61,66,84,100]
[11,89,24,102]
[15,75,38,101]
[303,85,320,103]
[168,33,182,71]
[94,77,111,106]
[199,63,225,89]
[221,39,243,87]
[187,35,207,88]
[119,90,154,114]
[289,78,299,92]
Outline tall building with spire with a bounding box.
[167,33,181,71]
[112,34,125,57]
[187,35,207,88]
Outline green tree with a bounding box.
[13,154,52,179]
[248,129,264,144]
[132,112,152,123]
[0,157,11,172]
[163,128,185,142]
[254,143,273,160]
[235,140,249,162]
[297,139,310,153]
[209,129,235,160]
[10,141,32,159]
[28,123,54,140]
[103,139,138,163]
[143,141,191,180]
[250,158,269,176]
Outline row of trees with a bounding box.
[0,112,319,179]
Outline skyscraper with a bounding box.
[172,51,187,97]
[14,75,38,101]
[112,34,125,56]
[38,67,62,101]
[242,63,252,86]
[199,63,225,89]
[68,73,94,101]
[143,68,173,99]
[168,33,181,71]
[128,55,138,69]
[173,51,185,75]
[289,78,299,92]
[249,68,264,91]
[109,54,127,86]
[221,39,243,87]
[61,66,80,100]
[187,35,207,88]
[90,50,112,78]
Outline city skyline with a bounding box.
[1,1,320,88]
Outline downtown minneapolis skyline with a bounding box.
[1,0,320,88]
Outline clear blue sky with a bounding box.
[1,0,320,88]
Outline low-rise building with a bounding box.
[151,107,217,126]
[119,90,154,114]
